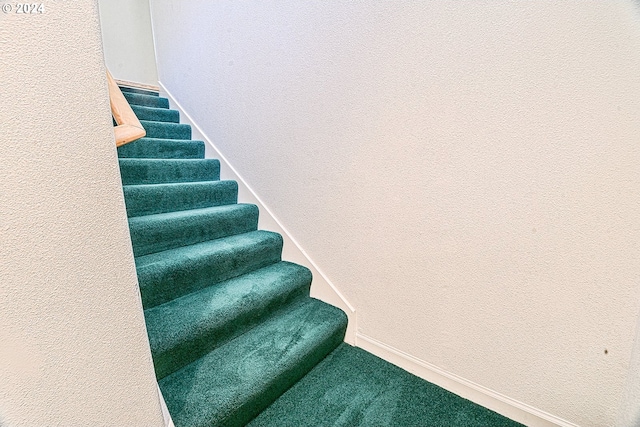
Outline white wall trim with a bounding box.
[158,81,357,344]
[157,384,175,427]
[356,333,580,427]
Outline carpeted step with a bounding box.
[119,86,159,97]
[131,105,180,123]
[123,91,170,109]
[140,120,192,140]
[123,180,238,217]
[249,343,523,427]
[129,204,259,257]
[119,159,219,185]
[146,261,313,380]
[159,298,348,427]
[136,230,284,309]
[117,138,205,159]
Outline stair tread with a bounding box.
[129,203,259,257]
[119,158,214,164]
[159,297,347,427]
[135,229,281,268]
[139,120,191,140]
[123,180,238,217]
[131,104,180,123]
[129,137,198,143]
[129,203,256,224]
[136,230,283,308]
[123,91,169,108]
[146,261,312,379]
[119,158,219,185]
[117,138,205,159]
[139,119,190,127]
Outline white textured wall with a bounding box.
[98,0,158,85]
[149,2,640,425]
[0,2,164,426]
[618,317,640,427]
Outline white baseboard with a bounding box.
[156,384,175,427]
[158,82,357,344]
[356,333,579,427]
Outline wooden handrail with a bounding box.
[107,69,146,146]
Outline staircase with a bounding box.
[117,87,348,427]
[115,86,524,427]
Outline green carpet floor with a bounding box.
[250,344,521,427]
[117,85,523,427]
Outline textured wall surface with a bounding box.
[618,315,640,427]
[0,2,164,425]
[149,2,640,426]
[98,0,158,85]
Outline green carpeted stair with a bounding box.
[119,159,220,185]
[118,88,347,427]
[131,104,180,122]
[117,86,523,427]
[123,90,169,108]
[139,120,192,140]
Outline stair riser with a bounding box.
[148,263,312,379]
[124,181,238,217]
[131,105,179,123]
[123,92,169,108]
[117,138,205,159]
[137,233,284,309]
[119,159,220,185]
[130,205,259,257]
[140,120,192,140]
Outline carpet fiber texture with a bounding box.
[118,86,522,427]
[250,344,522,427]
